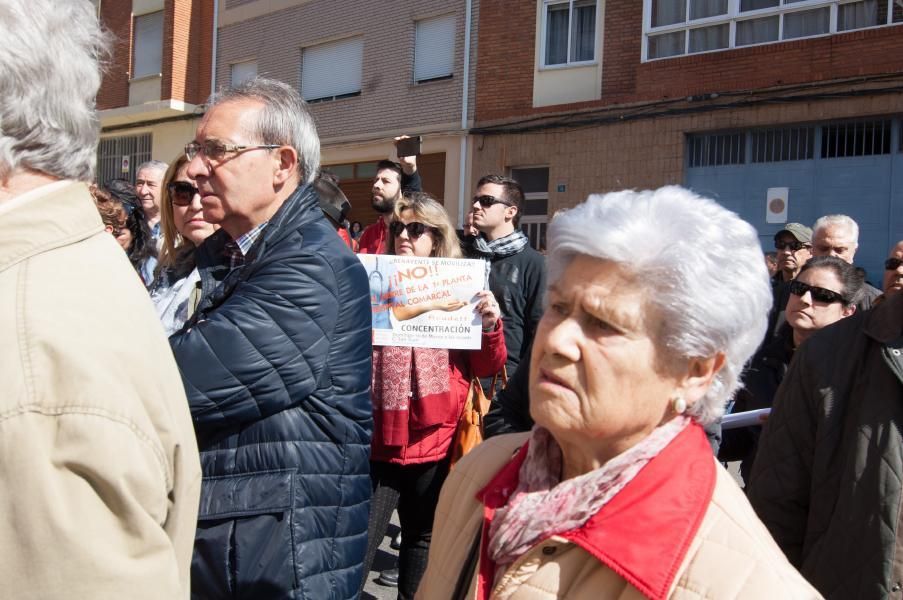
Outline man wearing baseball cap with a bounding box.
[773,223,812,284]
[764,223,813,340]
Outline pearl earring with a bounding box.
[672,395,687,415]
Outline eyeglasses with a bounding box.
[168,181,200,206]
[472,195,511,209]
[775,240,810,252]
[885,257,903,271]
[184,140,282,162]
[789,280,845,304]
[389,221,437,239]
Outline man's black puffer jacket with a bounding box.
[170,183,372,600]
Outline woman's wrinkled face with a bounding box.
[786,267,853,336]
[171,165,217,246]
[529,256,682,457]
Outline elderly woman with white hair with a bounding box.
[416,186,820,599]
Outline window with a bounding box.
[96,133,152,186]
[511,167,550,250]
[687,132,745,167]
[543,0,597,66]
[132,11,163,78]
[230,60,257,86]
[644,0,903,61]
[751,126,815,162]
[821,120,892,158]
[300,37,363,103]
[414,14,456,83]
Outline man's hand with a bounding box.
[394,135,418,175]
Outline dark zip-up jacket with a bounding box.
[170,183,373,599]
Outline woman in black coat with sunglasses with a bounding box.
[720,255,863,484]
[149,154,218,334]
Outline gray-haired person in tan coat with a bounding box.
[0,1,201,598]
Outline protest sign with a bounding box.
[358,254,487,349]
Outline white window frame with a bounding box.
[540,0,600,69]
[132,11,164,79]
[642,0,903,62]
[230,59,258,86]
[300,36,364,103]
[414,14,457,83]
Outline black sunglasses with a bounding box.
[389,221,436,239]
[168,181,200,206]
[472,195,511,209]
[885,258,903,271]
[789,280,845,304]
[775,240,810,252]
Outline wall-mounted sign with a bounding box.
[766,187,789,224]
[121,155,130,174]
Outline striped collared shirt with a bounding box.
[225,221,268,269]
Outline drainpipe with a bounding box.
[209,0,219,96]
[458,0,473,226]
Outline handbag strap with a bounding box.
[452,523,482,600]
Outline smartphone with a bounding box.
[395,136,422,158]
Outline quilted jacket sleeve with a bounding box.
[747,346,819,567]
[170,249,339,437]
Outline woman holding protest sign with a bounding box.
[360,192,507,599]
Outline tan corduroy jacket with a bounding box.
[0,181,201,599]
[417,427,821,600]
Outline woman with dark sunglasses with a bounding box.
[720,255,863,484]
[360,192,507,599]
[149,154,218,334]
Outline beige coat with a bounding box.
[417,430,821,600]
[0,182,201,599]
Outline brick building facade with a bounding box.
[471,0,903,277]
[215,0,481,227]
[95,0,214,184]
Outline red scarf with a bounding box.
[371,345,451,447]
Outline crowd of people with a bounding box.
[4,2,903,600]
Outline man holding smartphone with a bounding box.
[358,135,422,254]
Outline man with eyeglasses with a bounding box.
[468,174,546,376]
[811,214,881,310]
[764,223,813,341]
[169,78,373,599]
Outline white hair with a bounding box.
[208,78,320,185]
[547,186,772,425]
[813,214,859,245]
[0,0,109,182]
[136,160,169,176]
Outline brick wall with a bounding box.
[471,94,902,213]
[164,0,214,105]
[98,0,213,110]
[475,0,903,123]
[97,2,132,110]
[216,0,474,140]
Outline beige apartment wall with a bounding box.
[471,95,903,215]
[216,0,480,140]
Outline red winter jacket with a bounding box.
[370,322,506,465]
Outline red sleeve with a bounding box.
[468,320,507,379]
[357,223,380,254]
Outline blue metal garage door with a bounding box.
[686,119,903,286]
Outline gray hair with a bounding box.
[136,160,169,176]
[0,0,109,183]
[208,78,320,185]
[813,214,859,245]
[547,186,772,425]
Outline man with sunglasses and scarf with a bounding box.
[468,174,546,376]
[765,223,813,341]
